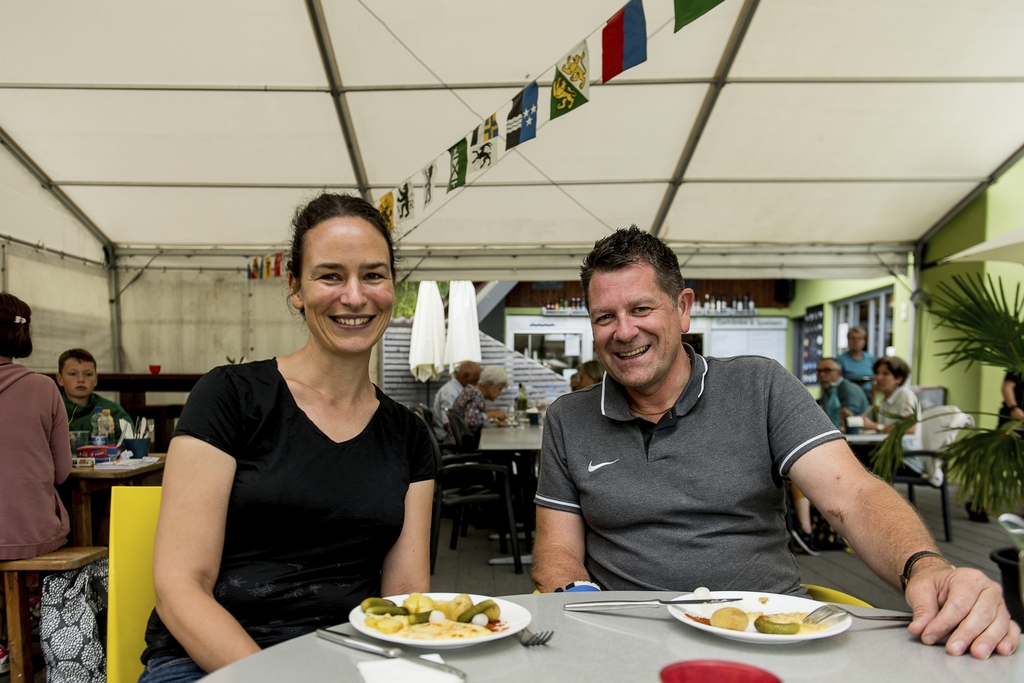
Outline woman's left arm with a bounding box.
[380,480,434,595]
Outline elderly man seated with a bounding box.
[816,357,869,428]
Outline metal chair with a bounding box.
[413,413,522,574]
[446,409,479,452]
[895,405,972,543]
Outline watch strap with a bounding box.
[900,551,951,592]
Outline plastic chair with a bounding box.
[896,405,972,543]
[107,486,163,683]
[413,413,522,575]
[801,583,873,608]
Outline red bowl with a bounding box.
[149,365,161,374]
[660,660,781,683]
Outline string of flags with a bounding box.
[249,252,285,280]
[367,0,727,234]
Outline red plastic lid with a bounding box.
[660,660,782,683]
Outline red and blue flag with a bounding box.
[602,0,647,83]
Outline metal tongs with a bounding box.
[565,597,741,612]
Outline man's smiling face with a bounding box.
[587,262,692,395]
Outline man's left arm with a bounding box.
[789,439,1019,659]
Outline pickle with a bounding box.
[457,599,497,623]
[407,610,432,625]
[360,597,395,612]
[754,616,800,635]
[365,605,410,616]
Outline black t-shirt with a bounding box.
[142,360,435,662]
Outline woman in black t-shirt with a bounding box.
[139,194,435,683]
[999,372,1024,427]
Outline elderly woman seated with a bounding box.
[444,366,509,447]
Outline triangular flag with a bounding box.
[506,81,538,151]
[603,0,647,83]
[394,180,415,223]
[551,41,590,120]
[378,191,395,230]
[421,161,437,209]
[673,0,726,33]
[447,139,467,193]
[469,113,500,174]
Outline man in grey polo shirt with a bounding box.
[532,226,1018,660]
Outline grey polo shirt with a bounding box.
[535,346,842,594]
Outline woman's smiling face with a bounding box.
[288,216,395,359]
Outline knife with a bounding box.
[316,629,468,680]
[564,598,742,612]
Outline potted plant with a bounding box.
[869,273,1024,620]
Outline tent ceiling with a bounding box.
[2,0,1023,281]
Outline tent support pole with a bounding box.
[649,0,761,239]
[107,252,123,372]
[305,0,372,202]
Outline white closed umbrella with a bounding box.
[408,281,447,382]
[444,281,482,372]
[939,225,1024,264]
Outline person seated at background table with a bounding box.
[430,360,480,441]
[836,325,874,394]
[576,360,603,390]
[444,365,508,447]
[815,357,869,428]
[532,226,1018,660]
[0,293,72,561]
[569,372,582,391]
[139,193,435,683]
[56,347,132,441]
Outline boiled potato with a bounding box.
[443,594,473,621]
[403,592,437,614]
[710,607,750,632]
[375,617,404,634]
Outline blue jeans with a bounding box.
[137,656,207,683]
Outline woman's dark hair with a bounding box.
[287,193,396,284]
[0,293,33,359]
[578,360,604,384]
[580,225,684,309]
[874,356,910,385]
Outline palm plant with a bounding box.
[871,273,1024,513]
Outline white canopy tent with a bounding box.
[2,0,1024,281]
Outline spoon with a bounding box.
[997,514,1024,552]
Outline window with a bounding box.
[833,288,893,360]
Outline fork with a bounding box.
[803,604,913,626]
[518,627,554,647]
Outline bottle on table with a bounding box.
[90,407,106,445]
[516,384,529,413]
[98,409,115,443]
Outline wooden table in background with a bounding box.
[66,454,166,546]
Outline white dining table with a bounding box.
[198,591,1023,683]
[844,432,888,446]
[478,424,543,452]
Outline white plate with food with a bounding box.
[666,591,852,644]
[349,592,532,649]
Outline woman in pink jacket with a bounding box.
[0,293,72,560]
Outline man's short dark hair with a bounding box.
[59,348,97,373]
[580,226,684,309]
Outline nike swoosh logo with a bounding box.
[588,459,619,472]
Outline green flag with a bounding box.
[674,0,727,32]
[447,138,467,193]
[551,41,590,120]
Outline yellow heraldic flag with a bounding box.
[551,40,590,120]
[378,191,395,231]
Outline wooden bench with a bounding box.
[0,546,108,682]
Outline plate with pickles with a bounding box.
[348,592,532,649]
[666,590,852,644]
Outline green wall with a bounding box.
[917,155,1024,428]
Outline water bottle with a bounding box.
[90,407,106,445]
[516,384,529,413]
[99,409,115,442]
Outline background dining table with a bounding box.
[64,454,165,546]
[478,424,543,565]
[197,591,1022,682]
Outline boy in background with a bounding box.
[56,348,131,440]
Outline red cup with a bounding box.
[660,660,781,683]
[149,365,161,374]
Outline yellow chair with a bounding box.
[107,486,163,683]
[802,583,872,607]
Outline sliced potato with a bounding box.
[375,617,405,634]
[403,592,437,614]
[444,594,473,621]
